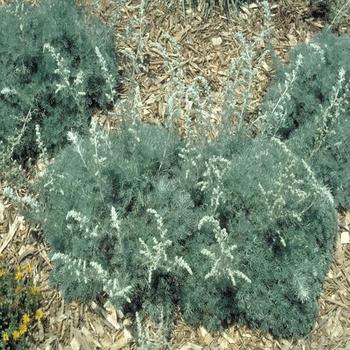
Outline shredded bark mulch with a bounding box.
[1,0,350,349]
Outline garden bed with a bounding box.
[1,0,350,349]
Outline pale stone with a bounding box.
[341,231,350,244]
[212,37,223,46]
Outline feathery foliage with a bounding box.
[28,120,189,308]
[1,0,342,340]
[178,136,337,337]
[0,0,117,166]
[261,31,350,208]
[19,118,338,338]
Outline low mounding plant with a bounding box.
[27,120,190,308]
[177,136,337,336]
[22,118,337,339]
[0,0,118,165]
[261,31,350,208]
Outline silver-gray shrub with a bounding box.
[0,0,118,168]
[18,109,338,338]
[8,0,339,340]
[27,120,193,312]
[177,134,337,335]
[260,30,350,208]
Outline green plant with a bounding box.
[17,118,338,339]
[178,137,337,337]
[260,31,350,208]
[26,120,190,306]
[0,0,118,166]
[0,258,43,350]
[311,0,350,30]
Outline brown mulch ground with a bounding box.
[1,0,350,349]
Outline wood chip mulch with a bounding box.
[1,0,350,349]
